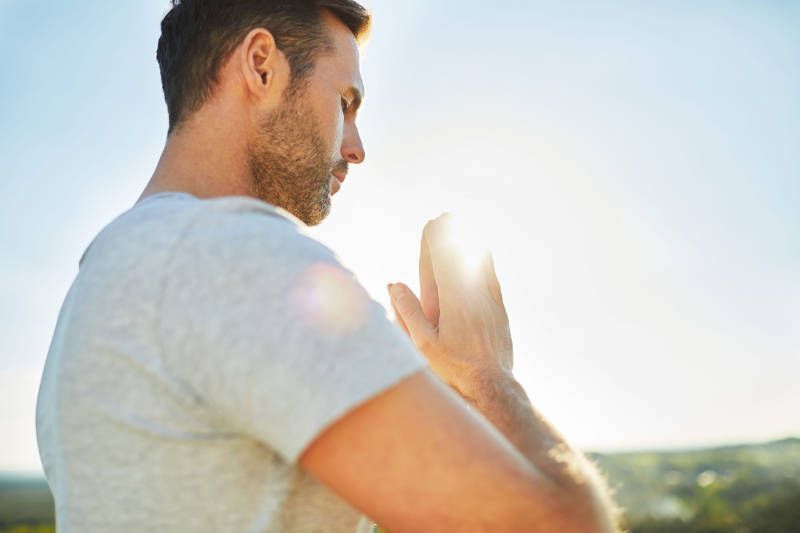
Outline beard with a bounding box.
[248,86,334,226]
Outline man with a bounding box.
[36,1,618,531]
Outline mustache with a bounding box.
[332,160,349,175]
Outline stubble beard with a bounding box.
[248,86,333,226]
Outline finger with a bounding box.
[419,221,440,328]
[388,283,437,351]
[422,213,469,294]
[482,252,505,306]
[387,284,410,337]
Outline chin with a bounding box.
[301,191,332,227]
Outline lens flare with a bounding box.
[440,213,493,281]
[288,262,368,334]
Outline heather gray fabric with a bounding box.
[36,192,427,532]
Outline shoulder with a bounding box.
[159,195,382,361]
[198,195,305,229]
[82,193,314,267]
[166,195,344,286]
[182,195,306,239]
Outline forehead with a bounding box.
[316,10,364,93]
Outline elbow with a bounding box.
[503,475,620,533]
[543,458,623,533]
[551,481,622,533]
[520,450,622,533]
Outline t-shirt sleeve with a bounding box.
[159,204,428,464]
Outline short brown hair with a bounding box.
[156,0,371,134]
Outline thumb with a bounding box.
[387,284,410,337]
[388,283,437,350]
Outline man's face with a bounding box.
[248,11,365,226]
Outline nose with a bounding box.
[341,122,365,164]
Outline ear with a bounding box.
[239,28,286,102]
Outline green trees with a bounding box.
[593,438,800,533]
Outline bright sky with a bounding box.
[1,1,798,473]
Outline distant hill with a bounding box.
[1,438,799,532]
[0,473,53,528]
[591,437,800,532]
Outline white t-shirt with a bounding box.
[36,192,428,532]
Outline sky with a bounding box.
[0,0,798,473]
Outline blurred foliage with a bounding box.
[1,438,798,532]
[0,474,53,533]
[0,524,56,533]
[591,437,800,532]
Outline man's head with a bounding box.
[156,0,370,225]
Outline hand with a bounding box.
[388,213,514,398]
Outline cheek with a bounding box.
[317,95,343,157]
[329,110,344,159]
[310,93,344,161]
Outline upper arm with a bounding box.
[299,369,571,533]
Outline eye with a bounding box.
[341,98,351,113]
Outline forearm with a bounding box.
[459,369,620,531]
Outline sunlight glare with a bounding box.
[441,213,494,282]
[288,262,369,334]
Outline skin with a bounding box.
[140,10,365,226]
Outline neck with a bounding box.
[139,111,252,203]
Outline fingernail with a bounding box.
[388,283,402,299]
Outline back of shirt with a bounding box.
[36,192,427,532]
